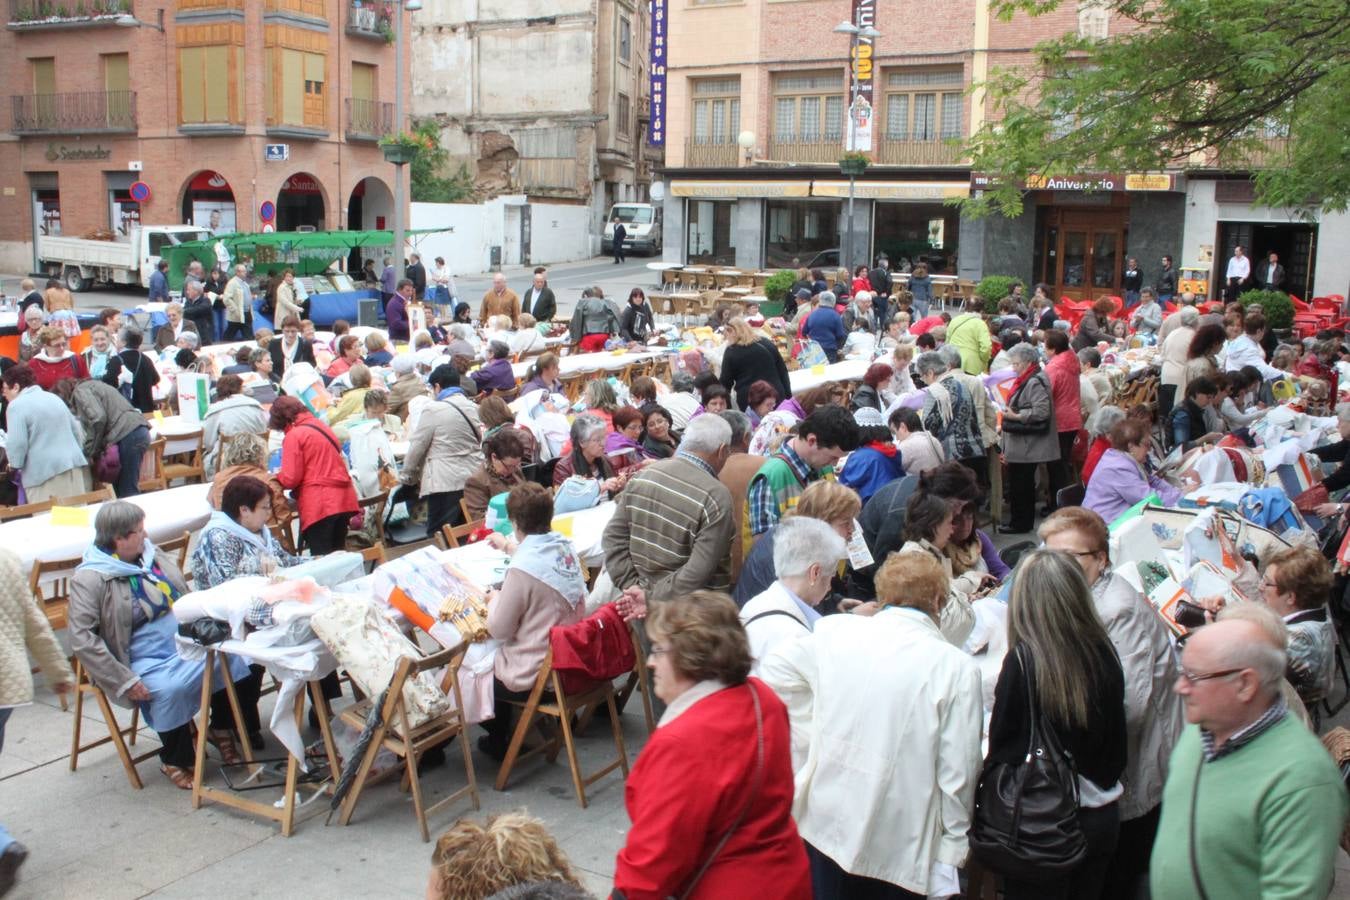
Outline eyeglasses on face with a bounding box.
[1179,666,1244,685]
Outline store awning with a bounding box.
[670,180,810,198]
[811,181,969,200]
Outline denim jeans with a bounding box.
[115,425,150,498]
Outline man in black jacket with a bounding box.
[521,268,556,323]
[267,315,316,377]
[406,252,427,299]
[1257,251,1287,291]
[1157,254,1178,304]
[611,217,627,264]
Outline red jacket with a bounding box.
[1081,434,1111,484]
[613,678,811,900]
[1045,349,1083,432]
[1295,354,1338,398]
[29,352,89,392]
[276,411,359,528]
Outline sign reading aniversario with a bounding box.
[647,0,667,147]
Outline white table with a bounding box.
[5,482,214,574]
[789,359,870,393]
[646,262,683,271]
[511,349,665,380]
[150,413,207,456]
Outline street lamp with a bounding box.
[115,9,164,30]
[391,0,423,285]
[833,20,880,273]
[737,130,756,165]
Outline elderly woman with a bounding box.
[479,394,537,464]
[386,353,429,421]
[719,317,792,412]
[472,340,517,394]
[28,325,89,390]
[270,396,359,553]
[744,380,780,428]
[642,406,678,460]
[1084,419,1189,523]
[518,352,563,397]
[740,516,848,674]
[761,551,982,898]
[551,415,623,502]
[427,813,585,899]
[614,590,811,898]
[202,374,267,477]
[69,502,261,788]
[462,429,527,522]
[699,384,730,416]
[605,406,650,469]
[116,327,161,414]
[511,313,548,356]
[850,363,893,414]
[445,322,477,359]
[3,364,89,503]
[363,331,393,368]
[1038,508,1184,893]
[193,475,303,591]
[325,334,363,380]
[209,433,289,528]
[734,481,861,607]
[917,350,983,467]
[985,549,1126,899]
[1072,296,1116,351]
[327,363,373,429]
[82,325,122,384]
[154,302,196,352]
[1260,546,1336,707]
[1082,405,1127,485]
[1159,305,1199,415]
[17,305,45,362]
[1000,342,1057,534]
[891,406,945,476]
[402,365,483,537]
[477,482,587,760]
[896,490,981,647]
[52,376,150,499]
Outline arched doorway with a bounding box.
[346,176,394,271]
[180,170,237,234]
[276,172,326,231]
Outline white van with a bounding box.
[602,203,662,255]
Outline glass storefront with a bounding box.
[686,199,737,266]
[872,201,960,274]
[764,199,839,269]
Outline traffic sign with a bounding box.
[265,144,289,162]
[129,181,151,203]
[259,200,276,222]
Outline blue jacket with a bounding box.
[837,445,906,504]
[148,269,169,302]
[804,307,847,353]
[7,385,88,487]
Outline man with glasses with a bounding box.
[1149,614,1346,900]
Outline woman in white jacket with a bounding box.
[761,550,983,899]
[740,517,848,675]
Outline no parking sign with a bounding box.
[259,200,276,223]
[129,181,151,203]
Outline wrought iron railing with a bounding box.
[11,90,137,134]
[346,97,392,141]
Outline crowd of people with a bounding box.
[4,255,1350,900]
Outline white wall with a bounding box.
[531,202,593,262]
[1182,180,1350,298]
[411,197,596,275]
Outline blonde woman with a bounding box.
[719,316,791,412]
[427,813,584,900]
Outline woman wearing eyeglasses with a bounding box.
[983,549,1127,900]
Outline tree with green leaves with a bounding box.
[408,119,477,204]
[962,0,1350,218]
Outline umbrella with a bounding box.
[326,687,389,824]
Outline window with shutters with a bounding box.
[177,24,245,126]
[264,26,328,131]
[690,77,740,145]
[772,71,845,144]
[619,17,631,64]
[883,68,963,141]
[617,93,631,139]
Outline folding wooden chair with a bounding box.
[138,437,168,493]
[0,499,53,522]
[158,531,192,575]
[360,542,388,571]
[163,429,205,485]
[28,555,81,631]
[334,642,481,842]
[437,518,485,550]
[69,658,158,789]
[614,620,657,735]
[348,491,389,550]
[54,486,116,506]
[493,638,631,808]
[270,513,299,556]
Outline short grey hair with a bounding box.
[853,290,873,305]
[94,501,147,549]
[719,409,751,446]
[1008,343,1040,366]
[167,301,183,313]
[1086,405,1127,438]
[177,331,200,349]
[450,323,474,341]
[915,351,948,379]
[1179,306,1200,326]
[570,414,607,446]
[678,412,732,454]
[773,516,847,580]
[250,347,270,365]
[816,290,836,307]
[937,344,963,370]
[1215,605,1290,690]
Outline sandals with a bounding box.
[160,764,193,790]
[206,729,243,766]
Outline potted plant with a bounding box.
[839,151,869,177]
[380,130,433,164]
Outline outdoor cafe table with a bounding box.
[789,358,871,393]
[2,482,213,576]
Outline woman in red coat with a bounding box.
[268,396,359,554]
[28,326,90,391]
[613,590,811,900]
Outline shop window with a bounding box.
[765,199,839,269]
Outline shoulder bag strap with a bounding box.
[300,422,342,455]
[444,397,479,435]
[672,682,765,900]
[744,609,809,629]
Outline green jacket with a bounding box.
[1150,715,1347,900]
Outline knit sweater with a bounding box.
[1150,716,1347,900]
[0,546,72,707]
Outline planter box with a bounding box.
[839,158,869,177]
[381,143,418,165]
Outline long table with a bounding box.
[788,359,870,393]
[510,349,666,380]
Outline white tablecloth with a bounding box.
[789,359,870,393]
[511,350,665,380]
[150,413,207,456]
[4,482,214,574]
[552,500,616,565]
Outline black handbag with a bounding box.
[970,645,1087,882]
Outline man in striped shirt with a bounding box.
[603,414,735,602]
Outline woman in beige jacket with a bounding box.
[400,364,482,537]
[0,546,72,890]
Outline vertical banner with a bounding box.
[845,0,876,152]
[648,0,667,147]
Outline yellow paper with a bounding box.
[49,506,91,527]
[153,410,166,426]
[551,515,574,537]
[811,364,827,375]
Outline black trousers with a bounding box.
[156,665,263,769]
[1002,802,1121,900]
[479,678,535,753]
[1047,429,1077,506]
[1101,805,1161,900]
[806,842,923,900]
[1006,461,1040,532]
[425,490,465,538]
[1157,384,1177,422]
[301,512,350,554]
[613,242,625,263]
[222,319,251,342]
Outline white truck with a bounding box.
[602,202,663,256]
[36,224,213,292]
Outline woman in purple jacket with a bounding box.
[1083,419,1195,524]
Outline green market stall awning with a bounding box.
[165,228,447,291]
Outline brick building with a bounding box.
[0,0,406,277]
[657,0,1350,299]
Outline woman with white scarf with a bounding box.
[192,475,304,590]
[479,482,587,761]
[69,501,261,789]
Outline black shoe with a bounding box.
[248,731,265,751]
[999,524,1032,535]
[417,744,447,773]
[476,735,508,762]
[0,842,29,898]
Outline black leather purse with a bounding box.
[970,645,1087,882]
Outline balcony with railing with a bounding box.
[9,0,129,28]
[1202,135,1292,171]
[684,139,740,168]
[766,136,965,166]
[345,97,392,141]
[11,90,136,134]
[346,1,392,40]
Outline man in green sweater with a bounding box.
[1150,614,1347,900]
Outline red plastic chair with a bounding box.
[1290,294,1310,312]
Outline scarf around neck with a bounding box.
[509,532,587,608]
[79,540,176,621]
[203,509,270,553]
[1010,362,1041,397]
